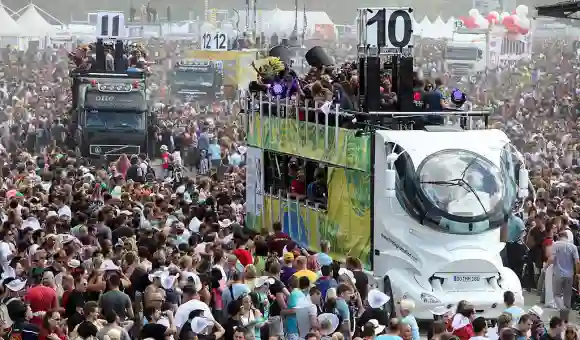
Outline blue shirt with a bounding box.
[336,298,350,333]
[376,336,403,340]
[507,215,525,243]
[315,276,338,300]
[504,306,525,323]
[198,132,210,151]
[316,252,333,266]
[423,90,444,111]
[285,289,305,334]
[222,282,251,313]
[401,315,420,340]
[209,143,221,160]
[229,153,242,166]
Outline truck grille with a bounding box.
[89,145,140,156]
[447,63,473,76]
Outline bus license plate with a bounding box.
[454,275,481,282]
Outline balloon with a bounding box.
[477,15,489,28]
[499,12,510,22]
[486,13,498,24]
[502,15,516,27]
[518,27,529,34]
[515,4,529,17]
[519,17,531,29]
[507,24,520,33]
[459,16,477,28]
[468,8,480,18]
[461,16,478,28]
[489,11,500,19]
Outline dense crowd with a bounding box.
[0,32,578,340]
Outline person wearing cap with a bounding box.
[174,285,215,330]
[358,290,390,336]
[280,252,297,285]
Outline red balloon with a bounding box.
[502,15,515,27]
[518,26,529,34]
[486,14,498,24]
[461,16,478,28]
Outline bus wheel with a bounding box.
[384,276,396,318]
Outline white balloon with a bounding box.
[515,5,529,17]
[478,17,489,29]
[519,17,531,29]
[468,8,480,17]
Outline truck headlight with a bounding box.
[420,293,441,304]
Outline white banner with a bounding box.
[245,147,264,217]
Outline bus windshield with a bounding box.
[444,46,481,61]
[85,110,145,130]
[413,150,512,234]
[173,70,214,87]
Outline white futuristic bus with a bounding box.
[245,98,525,320]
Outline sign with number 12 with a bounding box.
[201,32,228,51]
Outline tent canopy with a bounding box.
[16,4,58,37]
[0,6,20,36]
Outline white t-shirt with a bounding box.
[157,317,174,340]
[172,151,182,166]
[0,241,12,272]
[58,205,72,219]
[189,217,201,233]
[471,336,489,340]
[174,299,214,329]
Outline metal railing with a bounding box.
[240,92,492,150]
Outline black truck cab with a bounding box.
[70,39,154,160]
[170,59,224,105]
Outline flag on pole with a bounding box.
[302,4,307,38]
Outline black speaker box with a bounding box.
[398,56,415,112]
[364,56,381,112]
[268,45,292,66]
[305,46,332,68]
[95,38,106,72]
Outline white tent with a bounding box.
[236,9,334,37]
[0,5,20,36]
[15,4,59,37]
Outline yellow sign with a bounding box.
[247,167,371,268]
[247,116,371,172]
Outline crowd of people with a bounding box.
[0,30,578,340]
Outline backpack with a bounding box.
[145,164,156,182]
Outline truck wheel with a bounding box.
[384,276,396,318]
